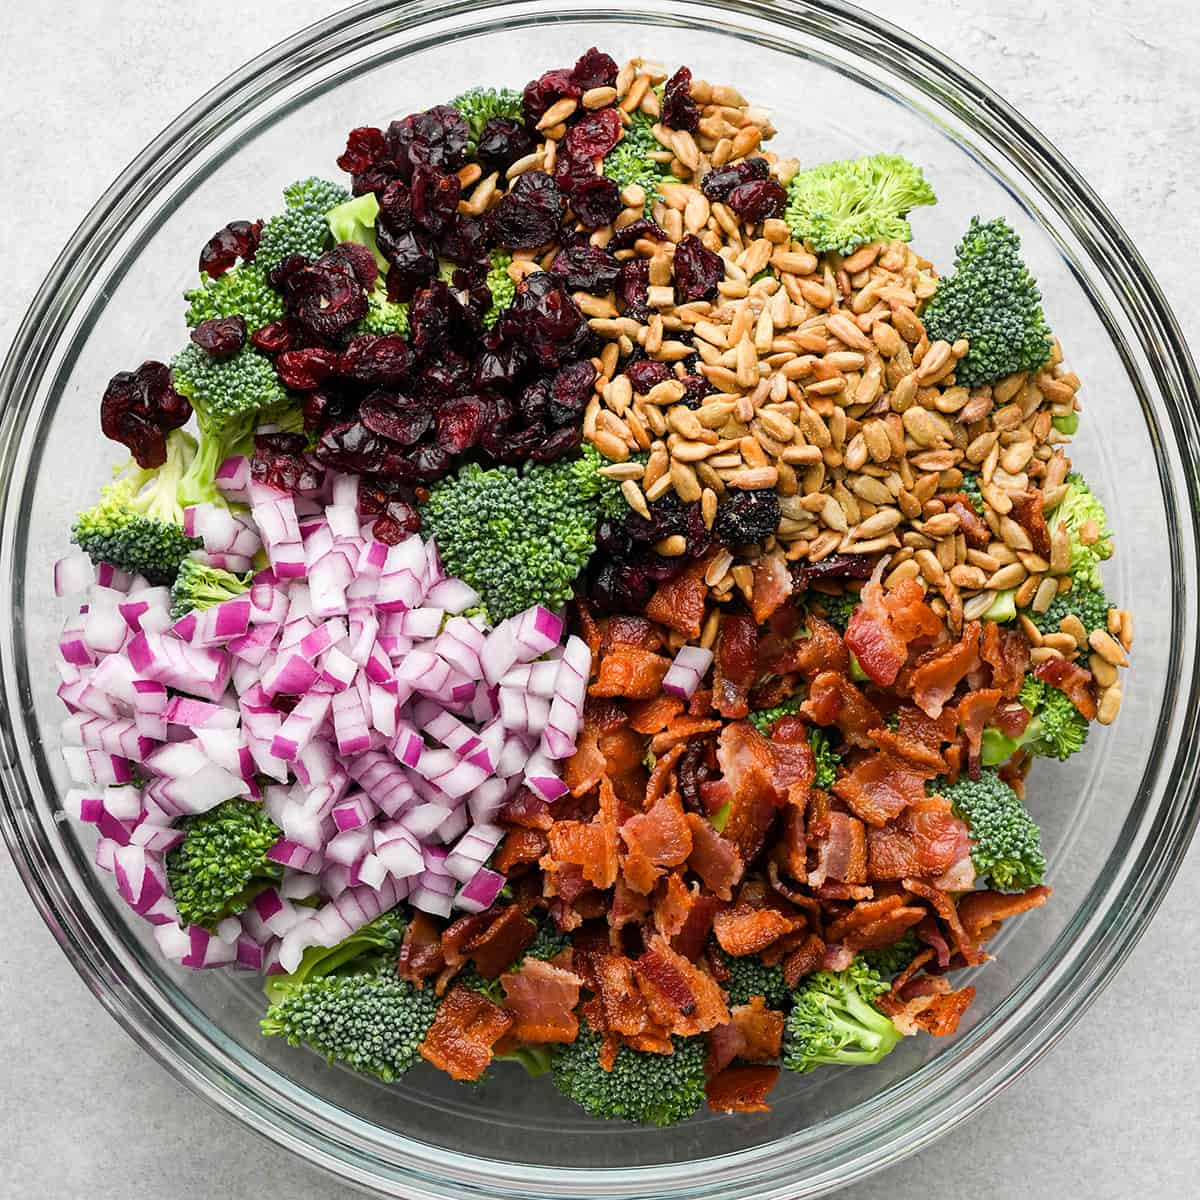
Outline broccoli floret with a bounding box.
[784,153,936,256]
[170,342,294,507]
[809,728,841,790]
[419,448,619,621]
[1047,472,1113,590]
[358,288,410,336]
[722,953,790,1008]
[783,957,900,1073]
[184,264,284,333]
[166,798,282,928]
[602,110,672,213]
[551,1023,707,1126]
[984,589,1017,624]
[959,470,984,515]
[981,673,1089,766]
[748,696,802,734]
[71,429,199,584]
[483,249,515,329]
[861,931,920,979]
[451,86,525,150]
[923,216,1053,388]
[255,177,350,273]
[938,768,1046,893]
[1029,581,1111,637]
[170,558,252,619]
[525,912,571,962]
[812,589,859,633]
[326,191,389,275]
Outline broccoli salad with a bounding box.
[53,45,1131,1128]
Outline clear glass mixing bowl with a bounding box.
[1,2,1198,1196]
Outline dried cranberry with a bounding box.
[569,47,618,92]
[383,232,438,301]
[286,259,368,340]
[563,108,623,162]
[377,178,414,236]
[267,254,312,296]
[360,391,432,445]
[352,163,399,196]
[661,66,700,132]
[273,347,337,390]
[502,271,590,368]
[700,157,769,203]
[337,126,387,174]
[405,441,455,482]
[789,552,879,591]
[418,349,474,399]
[250,319,294,355]
[411,164,462,237]
[302,387,349,434]
[548,359,597,425]
[476,117,535,176]
[515,377,550,426]
[481,421,546,464]
[385,105,470,179]
[189,315,246,361]
[251,432,325,494]
[325,241,379,291]
[358,477,421,543]
[617,258,651,320]
[549,243,621,294]
[673,234,725,302]
[99,361,193,469]
[435,395,489,454]
[338,334,412,387]
[625,358,672,393]
[473,330,528,391]
[553,146,602,195]
[198,219,262,278]
[372,509,420,544]
[608,217,668,251]
[713,489,782,545]
[529,423,582,463]
[725,178,787,222]
[409,281,463,359]
[679,373,713,408]
[439,213,488,266]
[522,68,581,129]
[314,419,388,474]
[570,175,622,230]
[489,170,566,249]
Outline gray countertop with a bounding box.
[1,2,1197,1196]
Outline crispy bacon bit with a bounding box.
[903,877,985,965]
[958,885,1052,943]
[563,707,608,797]
[590,646,673,698]
[869,705,957,771]
[957,687,1002,768]
[717,721,786,862]
[1009,489,1051,558]
[494,827,549,873]
[767,716,816,799]
[636,934,729,1035]
[501,958,583,1043]
[867,795,970,881]
[645,558,709,637]
[465,906,537,977]
[419,985,514,1081]
[671,893,726,961]
[773,804,807,882]
[595,953,659,1037]
[844,905,927,952]
[834,750,936,826]
[914,986,976,1035]
[1034,655,1098,720]
[611,877,652,932]
[627,694,685,734]
[801,671,882,748]
[712,614,758,718]
[653,872,694,937]
[601,614,662,653]
[713,904,798,956]
[731,995,784,1061]
[649,714,724,755]
[750,550,794,623]
[706,1018,745,1075]
[845,577,942,686]
[645,742,686,806]
[808,810,867,886]
[940,494,990,547]
[620,790,693,894]
[544,774,620,889]
[440,910,495,969]
[908,621,981,718]
[781,932,826,987]
[573,596,602,663]
[705,1065,780,1113]
[786,614,850,679]
[499,788,553,829]
[980,622,1031,699]
[397,911,445,983]
[686,811,744,899]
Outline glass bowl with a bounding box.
[2,2,1198,1197]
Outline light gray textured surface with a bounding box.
[0,2,1197,1197]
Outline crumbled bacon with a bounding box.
[501,958,582,1043]
[866,795,970,880]
[773,804,807,882]
[627,694,685,734]
[908,621,981,718]
[419,985,514,1081]
[589,646,673,698]
[869,705,957,771]
[705,1065,780,1113]
[939,493,990,547]
[397,911,445,984]
[713,904,798,956]
[980,622,1030,698]
[712,614,758,717]
[903,877,984,965]
[464,905,537,977]
[670,892,726,961]
[652,872,694,937]
[958,885,1052,943]
[645,558,709,637]
[808,810,867,886]
[494,827,549,873]
[800,671,882,748]
[685,811,744,899]
[716,721,786,862]
[649,713,724,755]
[1009,489,1051,558]
[784,613,850,679]
[781,932,826,986]
[834,750,936,826]
[543,773,620,889]
[636,934,729,1036]
[1034,655,1098,720]
[731,995,784,1061]
[956,687,1002,769]
[845,577,942,686]
[620,789,692,894]
[749,550,794,622]
[645,741,686,806]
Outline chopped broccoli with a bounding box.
[70,429,199,584]
[451,86,524,150]
[783,957,901,1073]
[419,447,622,621]
[809,728,841,790]
[784,153,936,256]
[938,768,1046,893]
[861,931,920,978]
[282,176,351,213]
[170,342,294,507]
[496,1044,555,1077]
[722,953,790,1008]
[183,264,284,333]
[959,470,984,515]
[1029,580,1111,637]
[551,1023,707,1126]
[166,798,282,929]
[980,673,1089,765]
[748,696,802,734]
[983,589,1018,624]
[261,912,435,1085]
[812,589,859,633]
[1047,472,1113,590]
[483,249,515,328]
[170,558,252,619]
[326,191,389,275]
[602,110,672,212]
[1053,410,1079,436]
[922,216,1053,388]
[255,177,350,274]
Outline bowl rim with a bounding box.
[2,1,1199,1197]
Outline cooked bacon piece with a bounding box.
[717,721,786,863]
[785,613,850,680]
[649,714,725,755]
[440,910,495,969]
[781,933,826,987]
[542,860,592,904]
[636,934,729,1036]
[590,646,673,699]
[653,872,694,937]
[620,789,693,894]
[869,705,957,771]
[563,708,609,798]
[866,795,970,881]
[933,852,977,892]
[645,558,709,637]
[915,986,976,1035]
[612,878,652,932]
[767,716,816,799]
[958,885,1052,943]
[706,1018,745,1076]
[834,750,935,826]
[773,804,807,882]
[713,614,758,718]
[940,494,990,548]
[1034,655,1098,720]
[750,551,794,623]
[494,827,548,873]
[544,774,620,889]
[956,687,1002,767]
[824,894,905,941]
[397,911,445,984]
[843,905,926,952]
[845,577,942,686]
[808,810,867,886]
[645,742,686,807]
[909,621,981,718]
[713,904,798,956]
[980,622,1030,698]
[705,1065,780,1113]
[672,893,727,961]
[885,977,976,1037]
[419,985,514,1081]
[627,694,685,735]
[686,811,744,899]
[1009,489,1051,558]
[595,953,660,1038]
[601,613,662,653]
[573,596,603,663]
[600,723,651,805]
[903,877,984,965]
[465,905,537,977]
[499,788,553,829]
[801,671,882,749]
[501,958,583,1043]
[731,996,784,1061]
[993,700,1032,739]
[806,788,832,843]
